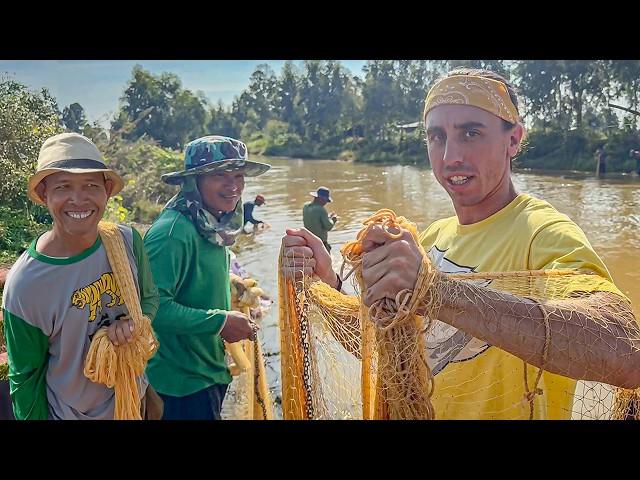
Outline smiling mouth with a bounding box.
[65,210,94,219]
[447,175,472,186]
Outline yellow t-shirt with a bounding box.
[419,193,624,419]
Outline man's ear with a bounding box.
[35,180,47,204]
[104,178,114,198]
[507,123,525,158]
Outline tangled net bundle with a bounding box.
[279,209,640,420]
[83,222,159,420]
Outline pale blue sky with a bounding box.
[0,60,369,127]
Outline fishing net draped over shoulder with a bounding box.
[278,209,640,420]
[83,222,159,420]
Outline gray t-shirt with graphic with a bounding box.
[2,225,150,420]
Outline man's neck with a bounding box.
[455,182,518,225]
[205,206,227,221]
[36,227,99,257]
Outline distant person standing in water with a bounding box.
[243,194,267,230]
[630,149,640,175]
[303,187,338,252]
[596,148,607,176]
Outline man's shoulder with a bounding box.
[3,250,47,304]
[114,223,134,241]
[516,194,607,272]
[421,216,457,234]
[516,194,573,230]
[146,209,192,237]
[4,250,32,279]
[418,216,457,247]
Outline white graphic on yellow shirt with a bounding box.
[427,246,492,375]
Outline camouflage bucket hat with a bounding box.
[162,135,271,185]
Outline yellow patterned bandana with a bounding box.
[423,75,520,124]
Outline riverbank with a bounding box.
[246,126,640,174]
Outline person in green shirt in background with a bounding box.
[303,186,338,252]
[144,135,271,420]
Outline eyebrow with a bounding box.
[426,126,445,136]
[454,121,486,130]
[47,175,104,186]
[426,121,487,136]
[45,177,70,186]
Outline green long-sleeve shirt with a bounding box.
[2,225,158,420]
[143,208,232,397]
[303,201,336,243]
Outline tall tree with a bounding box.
[394,60,441,122]
[206,101,240,138]
[274,61,302,134]
[0,76,62,209]
[297,60,326,142]
[233,64,278,133]
[62,102,88,133]
[513,60,609,130]
[361,60,401,140]
[113,65,208,149]
[604,60,640,130]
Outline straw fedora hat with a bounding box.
[27,132,124,205]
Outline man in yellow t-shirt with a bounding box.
[419,193,624,419]
[281,68,640,419]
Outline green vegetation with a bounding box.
[2,60,640,264]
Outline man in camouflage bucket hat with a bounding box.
[144,135,271,419]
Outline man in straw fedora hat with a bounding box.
[2,132,161,419]
[303,186,338,253]
[282,68,639,419]
[144,135,271,419]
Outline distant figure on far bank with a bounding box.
[303,186,338,252]
[596,148,607,176]
[629,149,640,175]
[243,194,268,231]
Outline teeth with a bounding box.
[450,176,469,185]
[67,211,92,219]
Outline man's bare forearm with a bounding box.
[434,275,640,388]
